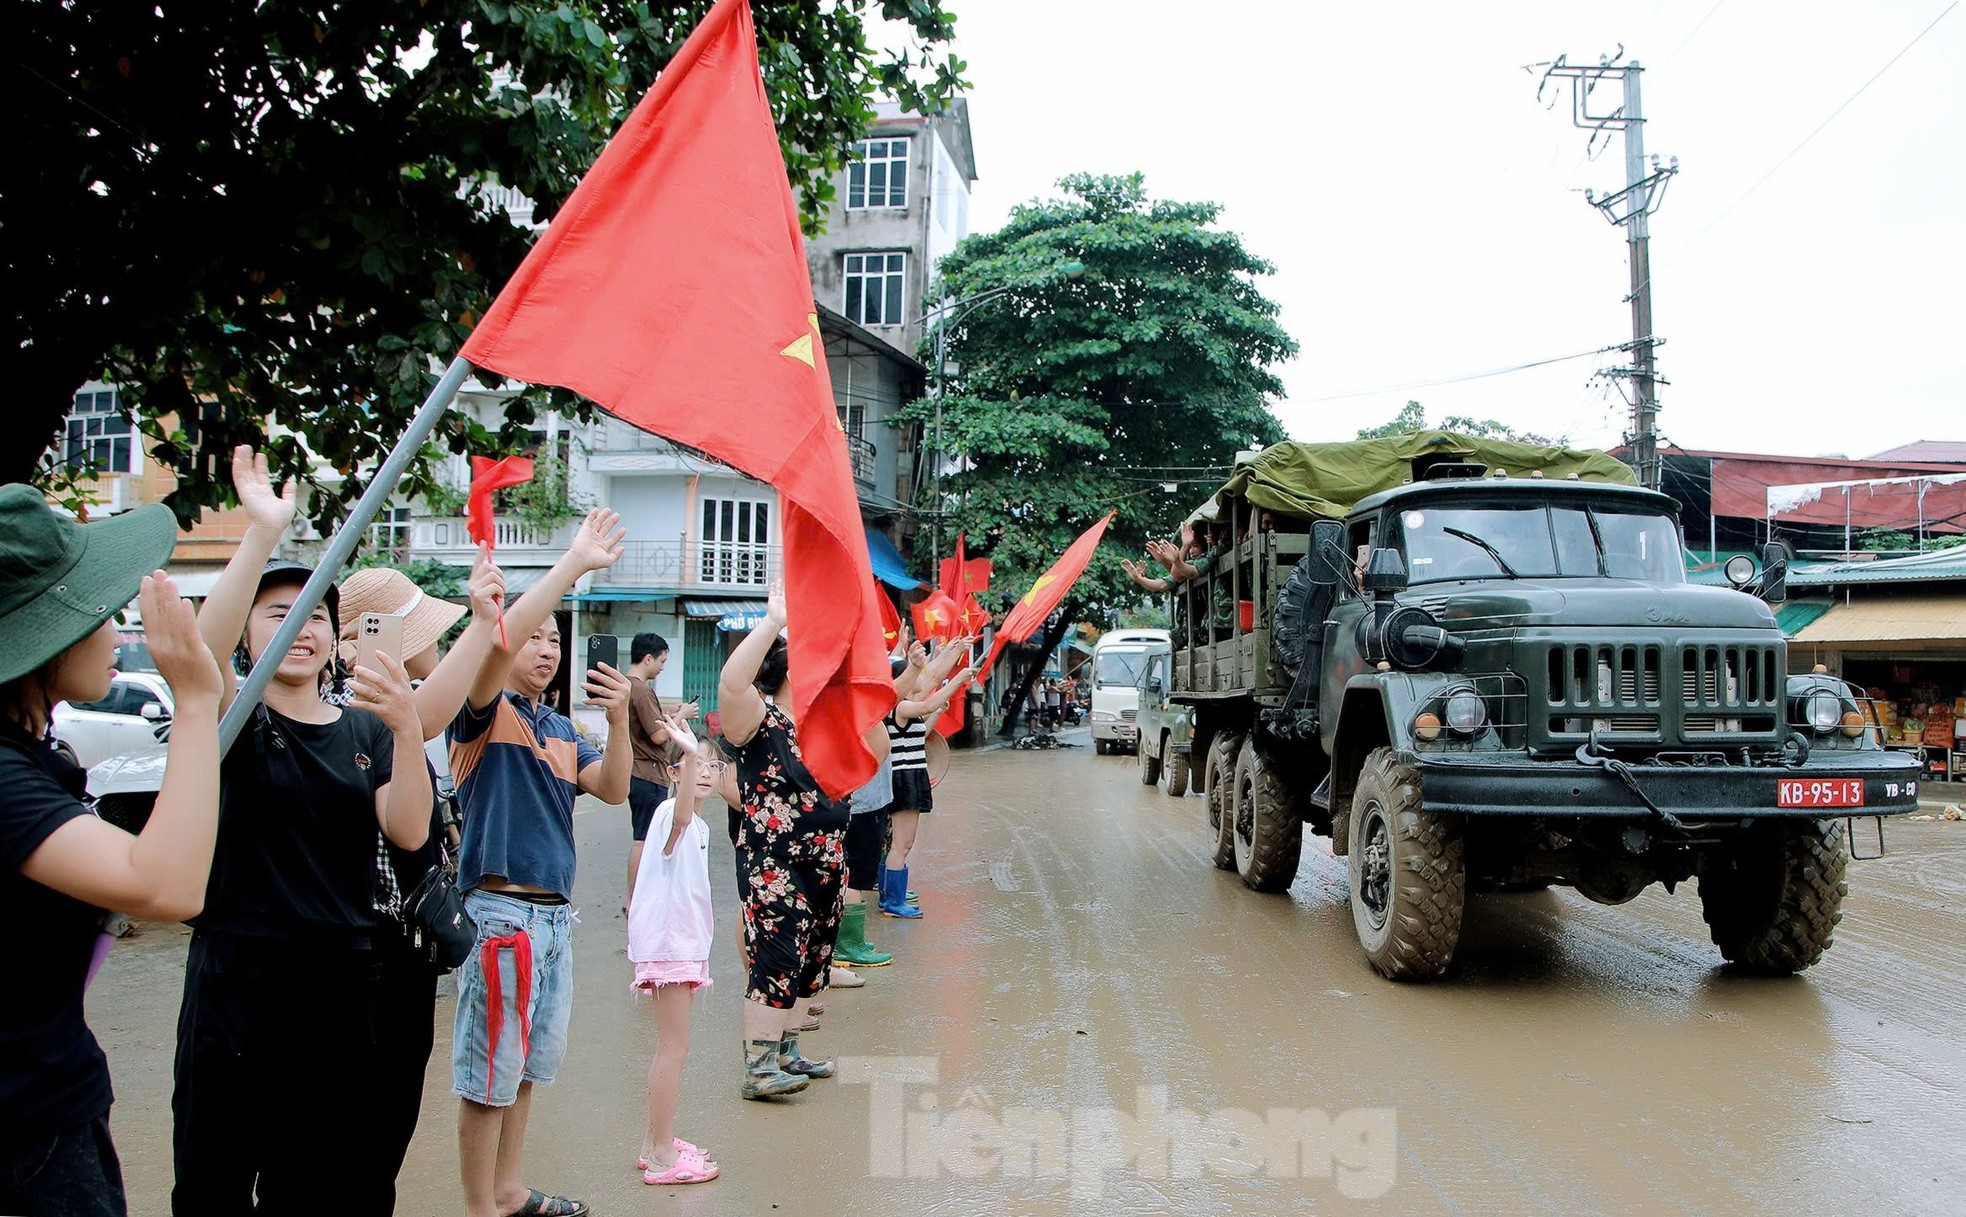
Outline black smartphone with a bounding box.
[585,633,619,675]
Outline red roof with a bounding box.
[1866,440,1966,464]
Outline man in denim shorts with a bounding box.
[447,511,633,1217]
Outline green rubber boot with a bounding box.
[833,900,893,968]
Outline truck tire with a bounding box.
[1697,819,1848,974]
[1348,747,1464,980]
[1139,735,1162,785]
[1165,749,1191,797]
[1233,736,1303,892]
[1205,732,1242,871]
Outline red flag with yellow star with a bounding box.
[976,513,1115,682]
[875,580,904,653]
[459,0,891,796]
[910,589,963,643]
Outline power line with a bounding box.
[1666,1,1958,264]
[1654,0,1726,74]
[1302,343,1625,402]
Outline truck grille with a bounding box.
[1541,640,1780,744]
[1120,709,1137,722]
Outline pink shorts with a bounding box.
[631,958,713,991]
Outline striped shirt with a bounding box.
[450,692,601,899]
[887,715,929,772]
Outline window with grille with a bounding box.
[847,137,909,209]
[843,252,907,327]
[369,506,412,556]
[65,389,134,473]
[699,497,771,587]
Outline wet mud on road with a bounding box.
[91,739,1965,1214]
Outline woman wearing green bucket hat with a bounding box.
[0,484,224,1217]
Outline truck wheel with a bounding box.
[1165,750,1191,797]
[1698,819,1848,974]
[1348,747,1464,980]
[1093,738,1109,756]
[1139,735,1162,785]
[1233,737,1303,892]
[1205,732,1242,871]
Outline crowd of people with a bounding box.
[0,446,975,1215]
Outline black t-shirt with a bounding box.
[0,728,114,1141]
[198,704,395,948]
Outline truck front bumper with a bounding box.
[1416,749,1922,820]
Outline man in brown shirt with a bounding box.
[625,633,698,899]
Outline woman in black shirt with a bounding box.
[171,448,431,1215]
[0,485,223,1217]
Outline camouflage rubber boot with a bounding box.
[742,1038,810,1100]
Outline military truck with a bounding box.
[1133,640,1196,796]
[1169,432,1920,981]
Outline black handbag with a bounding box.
[401,861,476,972]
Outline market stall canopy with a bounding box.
[1211,432,1636,520]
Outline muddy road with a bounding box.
[90,735,1965,1214]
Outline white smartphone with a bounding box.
[356,611,406,673]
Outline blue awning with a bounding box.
[865,527,924,591]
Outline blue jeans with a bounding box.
[0,1116,125,1217]
[451,891,574,1108]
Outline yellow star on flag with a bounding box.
[779,312,822,367]
[1022,573,1058,607]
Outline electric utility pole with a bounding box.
[1534,51,1678,489]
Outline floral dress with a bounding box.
[730,701,849,1008]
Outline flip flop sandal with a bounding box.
[503,1189,589,1217]
[639,1139,711,1170]
[790,1014,821,1032]
[807,1002,825,1016]
[643,1145,720,1186]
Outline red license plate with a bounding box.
[1778,779,1865,808]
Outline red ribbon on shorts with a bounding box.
[480,929,533,1104]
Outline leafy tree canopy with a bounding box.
[1355,400,1554,445]
[11,0,964,524]
[902,173,1294,628]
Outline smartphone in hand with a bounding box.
[357,612,406,674]
[585,633,619,676]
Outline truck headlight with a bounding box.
[1091,710,1116,723]
[1444,688,1487,735]
[1804,690,1842,734]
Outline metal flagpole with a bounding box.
[217,354,477,752]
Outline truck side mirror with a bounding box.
[1147,676,1163,695]
[1758,542,1788,604]
[1308,520,1348,586]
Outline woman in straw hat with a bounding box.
[0,484,223,1217]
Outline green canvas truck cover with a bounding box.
[1211,431,1637,520]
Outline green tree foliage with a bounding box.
[904,173,1294,630]
[12,0,963,525]
[1355,401,1554,445]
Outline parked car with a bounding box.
[52,672,174,771]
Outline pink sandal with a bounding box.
[638,1138,710,1171]
[643,1145,719,1185]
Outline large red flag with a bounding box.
[977,513,1116,682]
[459,0,891,796]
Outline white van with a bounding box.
[1088,628,1169,754]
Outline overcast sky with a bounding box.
[934,0,1965,460]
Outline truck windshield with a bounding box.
[1094,650,1147,687]
[1398,505,1684,584]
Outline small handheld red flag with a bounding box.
[467,456,536,549]
[468,455,535,647]
[875,581,904,651]
[910,589,963,643]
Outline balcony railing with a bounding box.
[412,516,576,561]
[595,538,781,589]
